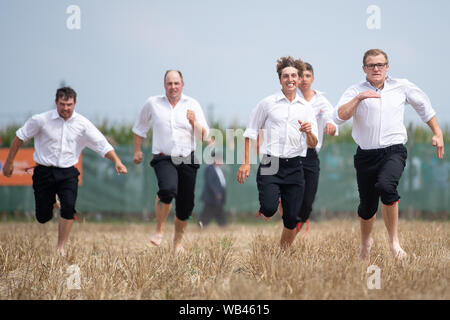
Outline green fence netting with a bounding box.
[0,143,449,216]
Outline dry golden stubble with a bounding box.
[0,219,448,300]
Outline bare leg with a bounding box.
[280,227,297,249]
[381,202,407,259]
[277,198,283,217]
[359,215,376,261]
[173,217,188,253]
[57,217,74,256]
[53,195,61,209]
[150,196,172,246]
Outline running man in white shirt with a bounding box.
[276,62,338,235]
[2,87,128,256]
[133,70,209,253]
[237,56,318,249]
[335,49,445,260]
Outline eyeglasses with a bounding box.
[364,63,387,70]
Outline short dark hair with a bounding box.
[55,87,77,103]
[164,70,183,82]
[304,62,314,75]
[276,56,305,79]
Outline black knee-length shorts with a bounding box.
[150,152,200,221]
[353,144,407,220]
[32,165,79,223]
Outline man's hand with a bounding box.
[115,162,128,175]
[299,121,318,148]
[299,121,312,133]
[357,90,381,101]
[338,90,381,121]
[2,160,14,177]
[432,134,445,159]
[187,109,196,127]
[325,122,337,136]
[133,150,143,165]
[236,164,250,184]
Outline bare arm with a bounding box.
[236,138,251,184]
[306,131,318,148]
[337,90,381,121]
[193,121,207,141]
[426,116,445,159]
[133,134,144,165]
[298,121,318,148]
[105,150,128,175]
[2,136,23,177]
[187,110,208,141]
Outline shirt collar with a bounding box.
[164,93,188,102]
[275,90,303,104]
[51,109,77,121]
[51,109,60,120]
[363,75,393,90]
[297,89,323,103]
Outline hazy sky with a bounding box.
[1,0,449,128]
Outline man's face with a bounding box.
[280,67,300,94]
[164,71,184,101]
[299,70,314,91]
[363,54,389,84]
[56,97,75,120]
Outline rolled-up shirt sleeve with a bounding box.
[243,101,267,140]
[334,86,358,125]
[132,100,153,138]
[405,80,436,123]
[84,120,114,157]
[16,115,42,142]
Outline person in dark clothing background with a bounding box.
[199,152,227,228]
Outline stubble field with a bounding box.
[0,218,448,300]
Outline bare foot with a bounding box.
[390,243,408,259]
[150,233,163,246]
[359,238,373,261]
[174,245,185,254]
[57,247,66,257]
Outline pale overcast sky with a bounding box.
[1,0,449,128]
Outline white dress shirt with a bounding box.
[16,109,114,168]
[298,89,338,152]
[243,91,318,158]
[334,76,436,150]
[133,94,210,157]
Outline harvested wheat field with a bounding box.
[0,218,448,300]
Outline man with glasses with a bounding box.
[334,49,445,260]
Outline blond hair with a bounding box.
[363,49,389,65]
